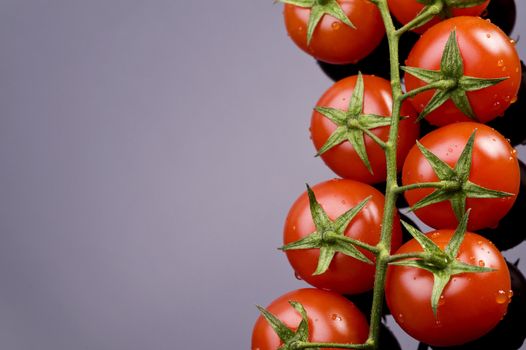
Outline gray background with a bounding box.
[0,1,524,349]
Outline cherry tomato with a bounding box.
[311,75,420,184]
[387,0,489,34]
[386,230,511,347]
[283,0,385,64]
[252,288,369,350]
[284,179,403,294]
[405,16,521,126]
[402,122,520,231]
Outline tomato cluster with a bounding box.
[254,0,524,349]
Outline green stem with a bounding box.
[366,1,402,347]
[395,181,444,194]
[400,79,456,101]
[293,342,372,349]
[395,0,444,36]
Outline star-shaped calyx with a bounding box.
[403,30,508,121]
[278,0,355,45]
[410,130,513,220]
[392,211,494,316]
[256,301,316,350]
[315,72,392,173]
[281,184,372,276]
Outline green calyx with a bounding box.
[392,210,494,316]
[280,184,373,276]
[416,0,488,23]
[403,30,508,121]
[409,130,513,221]
[315,72,392,174]
[278,0,355,45]
[256,301,318,350]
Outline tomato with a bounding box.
[387,0,489,34]
[252,288,369,350]
[311,75,420,184]
[283,0,385,64]
[404,16,521,126]
[284,179,403,294]
[385,230,512,347]
[402,122,520,231]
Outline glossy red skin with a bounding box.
[402,122,519,231]
[252,288,369,350]
[284,179,403,294]
[386,230,511,347]
[311,75,420,184]
[283,0,385,64]
[387,0,489,34]
[405,16,521,126]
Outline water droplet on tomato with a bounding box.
[331,313,342,321]
[438,295,446,306]
[478,260,485,267]
[331,22,341,30]
[510,96,518,104]
[497,59,504,67]
[398,314,404,323]
[294,272,303,280]
[486,33,491,38]
[496,290,508,304]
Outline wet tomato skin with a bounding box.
[284,179,403,294]
[387,0,489,34]
[311,75,420,184]
[251,288,369,350]
[402,122,520,231]
[405,16,521,126]
[386,230,511,347]
[283,0,385,64]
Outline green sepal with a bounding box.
[256,305,295,342]
[445,0,488,8]
[403,30,509,122]
[314,72,391,173]
[281,186,372,276]
[408,132,513,221]
[256,301,319,350]
[279,0,354,45]
[401,221,444,257]
[393,212,497,317]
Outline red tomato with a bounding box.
[402,122,520,231]
[284,179,403,294]
[283,0,385,64]
[405,16,521,126]
[252,288,369,349]
[311,75,420,184]
[387,0,489,34]
[386,230,512,347]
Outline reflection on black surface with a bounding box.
[484,0,516,36]
[488,61,526,147]
[479,160,526,251]
[420,260,526,350]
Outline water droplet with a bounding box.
[496,290,508,304]
[477,240,484,246]
[439,295,446,306]
[510,96,518,104]
[448,147,453,152]
[469,256,476,263]
[341,200,347,205]
[478,260,485,267]
[331,314,343,321]
[298,26,304,32]
[398,314,404,323]
[508,290,514,299]
[435,319,442,327]
[486,33,491,38]
[331,22,341,30]
[493,101,501,109]
[292,225,297,232]
[497,59,504,67]
[294,272,303,280]
[510,39,516,45]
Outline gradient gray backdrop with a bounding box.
[0,1,524,349]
